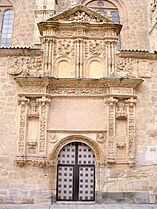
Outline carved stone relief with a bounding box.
[105,96,137,166]
[28,99,39,118]
[7,56,23,75]
[116,100,127,120]
[50,87,107,96]
[89,41,103,56]
[96,132,107,143]
[16,97,29,166]
[58,40,72,56]
[105,97,117,163]
[115,57,136,78]
[16,95,51,168]
[48,133,58,143]
[7,56,43,76]
[67,11,102,23]
[115,55,155,79]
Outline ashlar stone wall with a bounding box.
[0,48,157,204]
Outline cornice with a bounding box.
[118,50,157,60]
[15,76,143,89]
[0,48,43,57]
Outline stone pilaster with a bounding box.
[105,97,117,164]
[16,96,29,166]
[126,98,137,167]
[37,96,51,167]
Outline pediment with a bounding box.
[46,5,114,24]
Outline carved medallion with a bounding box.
[7,57,23,75]
[96,133,107,143]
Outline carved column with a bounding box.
[16,97,29,166]
[126,98,137,166]
[38,96,51,167]
[105,97,117,164]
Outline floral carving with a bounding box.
[89,41,102,55]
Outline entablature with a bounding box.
[15,77,143,97]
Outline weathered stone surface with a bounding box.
[0,0,157,205]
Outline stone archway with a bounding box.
[51,135,104,163]
[50,135,104,201]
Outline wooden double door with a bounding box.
[57,142,95,201]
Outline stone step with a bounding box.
[0,204,157,209]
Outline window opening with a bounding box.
[1,10,14,47]
[0,0,14,47]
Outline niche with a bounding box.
[58,60,71,78]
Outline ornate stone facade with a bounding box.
[0,0,157,205]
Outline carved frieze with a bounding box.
[109,87,133,95]
[7,56,43,76]
[15,78,50,94]
[50,87,107,96]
